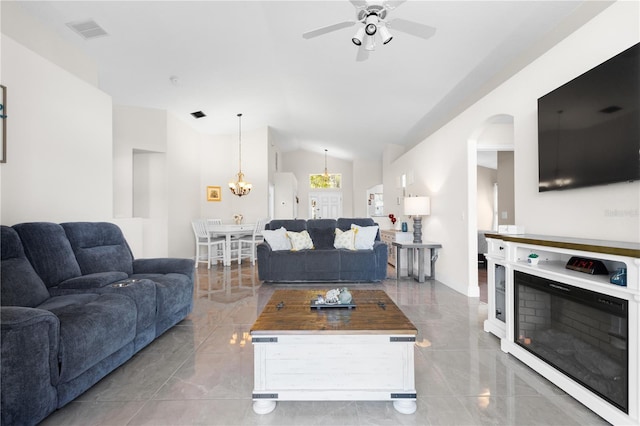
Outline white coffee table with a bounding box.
[251,289,417,414]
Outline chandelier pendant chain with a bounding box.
[229,112,252,197]
[238,113,242,175]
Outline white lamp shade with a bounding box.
[379,25,393,44]
[404,196,430,216]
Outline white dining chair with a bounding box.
[191,219,225,269]
[238,218,269,265]
[207,218,222,227]
[207,218,224,245]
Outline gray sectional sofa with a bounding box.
[257,218,387,283]
[0,222,194,426]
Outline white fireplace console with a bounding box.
[484,233,640,426]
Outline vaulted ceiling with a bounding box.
[14,1,612,160]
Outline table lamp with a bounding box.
[404,196,431,243]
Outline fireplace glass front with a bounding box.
[514,271,628,412]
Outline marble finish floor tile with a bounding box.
[40,263,611,425]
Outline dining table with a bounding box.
[208,223,255,266]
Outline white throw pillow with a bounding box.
[351,224,379,250]
[334,228,356,250]
[262,227,292,251]
[286,230,314,251]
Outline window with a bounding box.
[310,174,342,189]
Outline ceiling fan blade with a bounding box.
[349,0,368,10]
[302,21,356,39]
[387,18,436,40]
[383,0,407,10]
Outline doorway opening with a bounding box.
[470,114,515,302]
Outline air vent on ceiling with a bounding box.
[66,19,108,40]
[191,111,206,119]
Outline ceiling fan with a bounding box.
[302,0,436,59]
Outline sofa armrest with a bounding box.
[372,240,388,253]
[1,307,60,425]
[256,243,273,280]
[257,241,273,251]
[133,258,194,279]
[256,242,273,259]
[372,241,388,278]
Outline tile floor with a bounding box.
[40,263,609,426]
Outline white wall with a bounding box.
[273,172,298,219]
[281,150,354,219]
[477,166,496,230]
[1,1,98,86]
[0,35,113,225]
[199,127,270,225]
[497,151,515,226]
[384,1,640,296]
[112,105,168,257]
[385,121,472,295]
[113,105,168,218]
[167,113,202,258]
[353,158,382,218]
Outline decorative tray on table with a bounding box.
[310,288,356,309]
[310,300,356,310]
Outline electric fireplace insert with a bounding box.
[514,270,628,412]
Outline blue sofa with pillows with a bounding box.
[256,218,387,283]
[0,222,194,426]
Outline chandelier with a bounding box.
[229,113,252,197]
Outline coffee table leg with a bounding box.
[253,400,276,414]
[393,399,417,414]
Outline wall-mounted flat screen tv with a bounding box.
[537,42,639,192]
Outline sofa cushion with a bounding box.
[263,227,292,251]
[13,222,82,287]
[334,229,356,250]
[61,222,134,275]
[129,272,193,337]
[262,250,307,281]
[306,219,337,249]
[0,226,51,307]
[37,293,136,383]
[305,249,340,280]
[287,230,314,251]
[339,249,380,281]
[351,224,379,250]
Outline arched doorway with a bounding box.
[467,114,515,301]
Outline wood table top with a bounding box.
[251,289,417,335]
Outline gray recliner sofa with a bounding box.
[257,218,387,283]
[0,222,194,426]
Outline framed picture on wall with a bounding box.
[1,85,6,163]
[207,186,221,202]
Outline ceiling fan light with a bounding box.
[379,26,393,44]
[364,14,378,36]
[365,23,377,36]
[352,27,365,45]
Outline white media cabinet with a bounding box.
[483,233,640,426]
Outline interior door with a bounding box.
[309,192,342,219]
